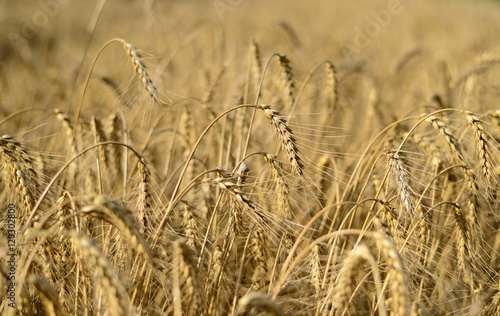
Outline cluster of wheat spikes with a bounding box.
[3,1,500,315]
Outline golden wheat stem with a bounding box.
[241,53,281,160]
[73,38,122,139]
[153,104,274,247]
[0,107,51,127]
[288,60,334,119]
[91,117,104,195]
[73,38,161,140]
[197,193,224,269]
[230,225,256,314]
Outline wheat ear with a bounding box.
[259,104,304,176]
[385,148,416,220]
[450,202,477,293]
[264,153,291,219]
[277,54,295,109]
[174,238,206,315]
[251,39,263,96]
[30,276,64,316]
[55,109,79,180]
[182,203,199,250]
[325,61,338,106]
[426,115,467,163]
[464,111,496,184]
[0,135,38,217]
[68,230,130,316]
[92,116,110,171]
[374,234,409,316]
[251,225,268,289]
[105,112,124,177]
[236,292,284,316]
[138,156,153,231]
[81,196,154,262]
[310,244,322,296]
[208,168,269,234]
[331,241,388,316]
[425,115,481,223]
[119,39,160,103]
[334,244,370,314]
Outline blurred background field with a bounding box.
[2,0,500,315]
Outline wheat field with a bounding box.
[2,0,500,315]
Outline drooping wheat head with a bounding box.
[259,104,304,176]
[120,39,160,103]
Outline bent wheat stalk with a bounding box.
[153,104,303,246]
[74,38,162,139]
